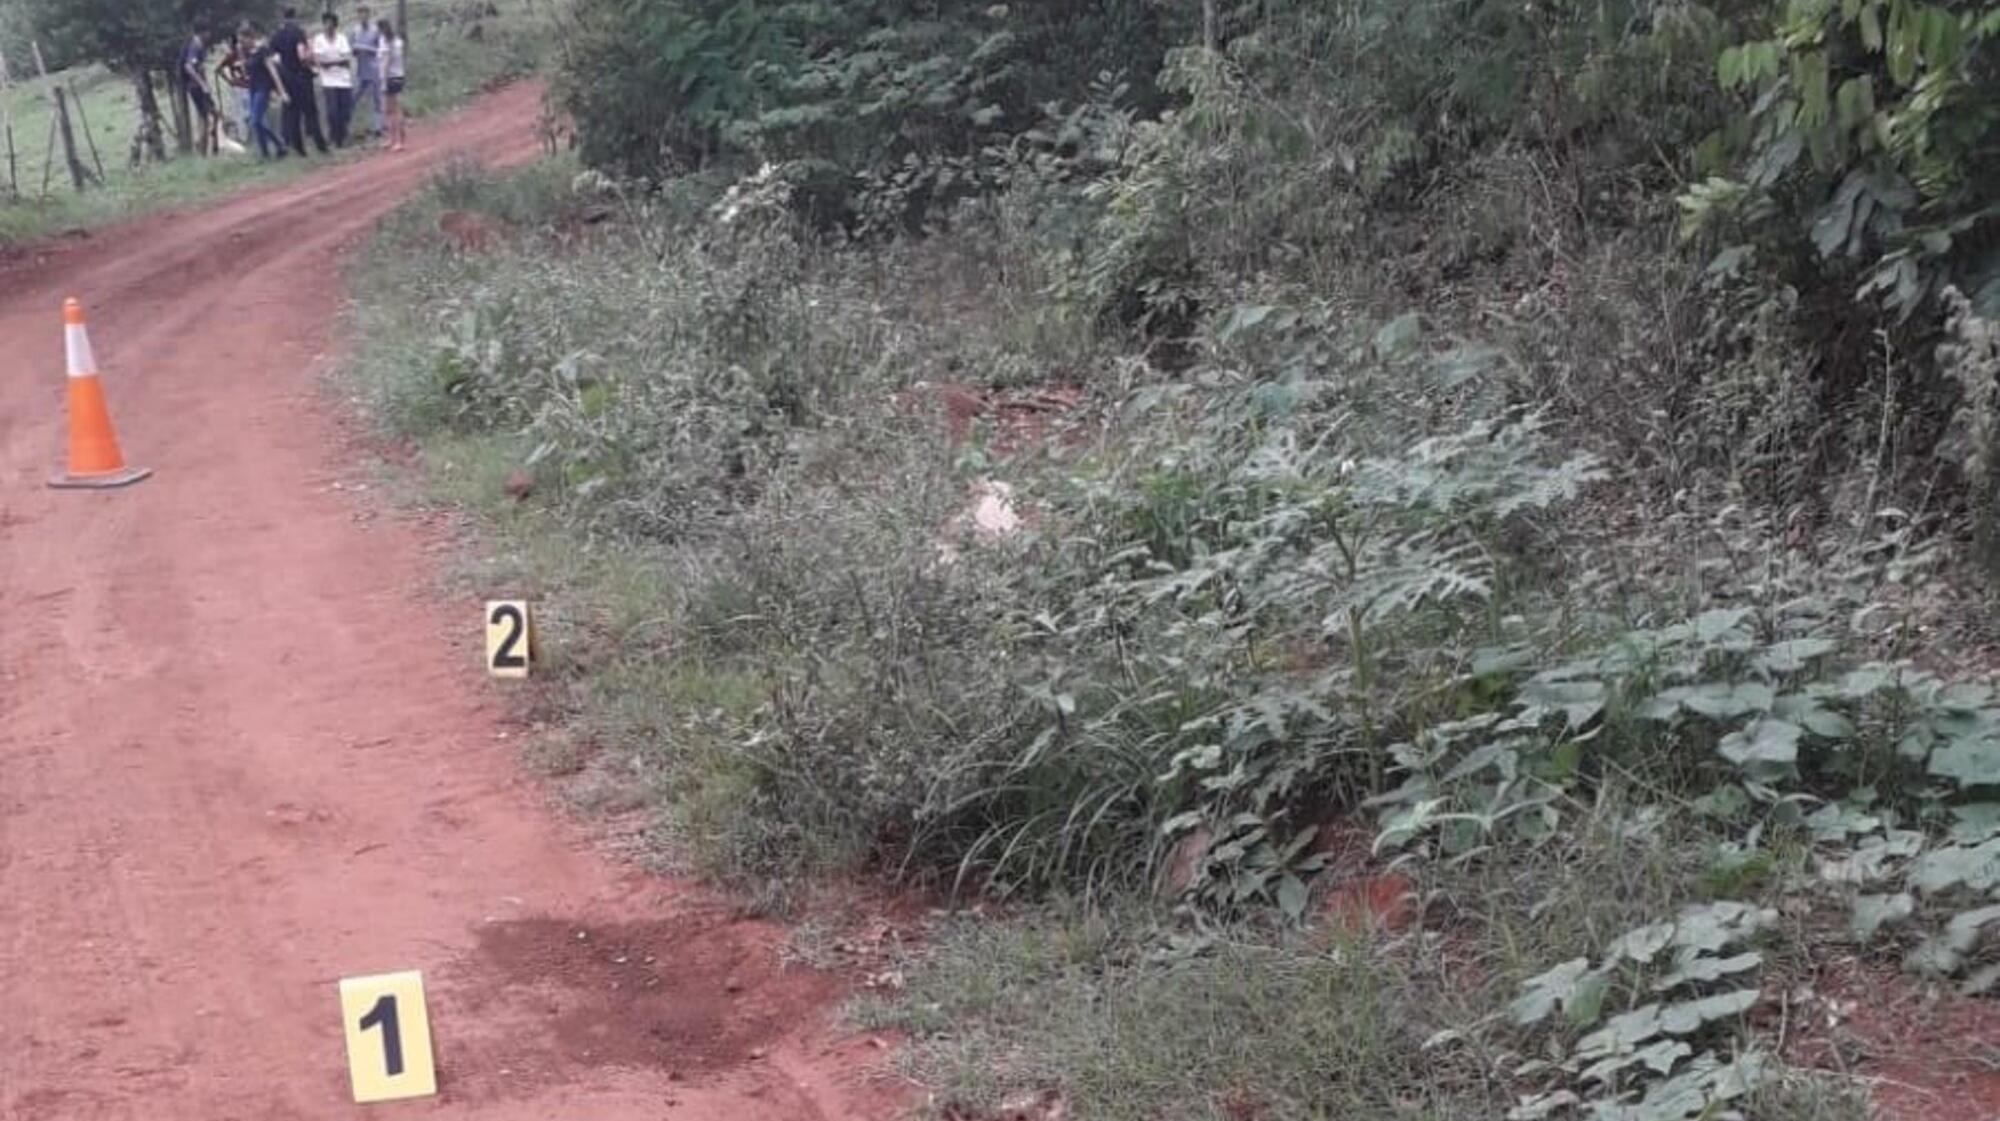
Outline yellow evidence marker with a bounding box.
[484,600,534,679]
[338,970,438,1103]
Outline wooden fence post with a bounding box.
[32,41,92,192]
[68,79,105,180]
[0,46,18,198]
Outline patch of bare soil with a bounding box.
[1785,959,2000,1120]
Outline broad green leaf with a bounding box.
[1510,957,1592,1026]
[1671,901,1771,954]
[1595,1051,1767,1121]
[1950,803,2000,843]
[1636,1039,1694,1076]
[1443,740,1518,783]
[1907,904,2000,976]
[1576,989,1758,1060]
[1941,681,1999,709]
[1519,679,1607,728]
[1909,839,2000,894]
[1835,76,1875,130]
[1654,951,1764,991]
[1804,802,1880,841]
[1690,608,1753,645]
[1609,921,1677,965]
[1575,1050,1644,1087]
[1717,45,1743,88]
[1813,172,1866,257]
[1655,988,1760,1036]
[1372,313,1422,360]
[1794,49,1830,128]
[1576,1002,1665,1057]
[1834,664,1898,698]
[1568,971,1611,1028]
[1275,874,1307,920]
[1678,682,1776,719]
[1928,735,2000,787]
[1849,892,1914,941]
[1754,637,1838,674]
[1693,784,1752,820]
[1719,719,1802,768]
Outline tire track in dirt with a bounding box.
[0,83,900,1121]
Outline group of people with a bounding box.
[181,7,408,162]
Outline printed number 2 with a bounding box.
[359,994,405,1077]
[490,604,528,671]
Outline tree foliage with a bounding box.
[24,0,276,74]
[1689,0,2000,320]
[558,0,1193,217]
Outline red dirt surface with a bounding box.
[1786,960,2000,1121]
[0,85,901,1121]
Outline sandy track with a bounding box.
[0,85,893,1121]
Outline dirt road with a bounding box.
[0,86,894,1121]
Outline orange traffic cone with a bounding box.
[49,297,151,490]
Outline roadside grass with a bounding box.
[855,797,1868,1121]
[335,159,1914,1119]
[0,0,548,244]
[860,906,1504,1121]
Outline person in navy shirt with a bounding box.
[267,7,328,157]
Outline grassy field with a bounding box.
[0,0,548,244]
[0,63,310,242]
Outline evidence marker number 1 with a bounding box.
[338,970,438,1103]
[485,601,534,679]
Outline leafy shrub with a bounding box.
[656,306,1601,900]
[1694,0,2000,321]
[556,0,1192,203]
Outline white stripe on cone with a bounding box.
[66,323,96,378]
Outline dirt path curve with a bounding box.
[0,86,897,1121]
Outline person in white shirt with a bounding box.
[310,11,357,147]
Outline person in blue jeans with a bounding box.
[351,5,385,143]
[244,26,286,159]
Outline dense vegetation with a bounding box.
[346,2,2000,1118]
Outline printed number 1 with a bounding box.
[490,604,528,670]
[358,994,405,1077]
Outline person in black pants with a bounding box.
[267,7,327,156]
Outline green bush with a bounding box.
[1691,0,2000,321]
[556,0,1194,217]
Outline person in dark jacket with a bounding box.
[267,7,327,157]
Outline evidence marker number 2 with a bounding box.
[485,601,534,679]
